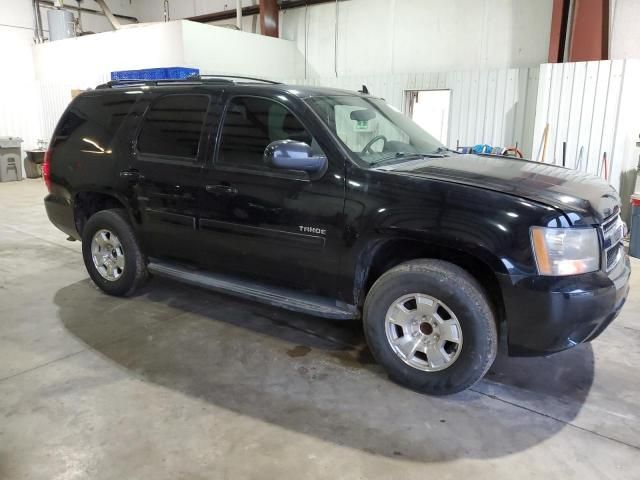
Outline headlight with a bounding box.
[530,226,600,276]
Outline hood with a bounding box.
[376,154,619,225]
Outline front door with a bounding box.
[198,94,346,298]
[126,92,215,263]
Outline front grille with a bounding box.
[606,243,622,270]
[602,215,619,234]
[600,213,624,272]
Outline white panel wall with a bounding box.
[288,67,539,157]
[0,81,43,155]
[532,59,640,219]
[135,0,553,77]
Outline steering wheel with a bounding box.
[362,135,388,154]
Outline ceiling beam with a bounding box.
[187,0,340,24]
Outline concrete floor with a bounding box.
[0,179,639,479]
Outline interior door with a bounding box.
[126,93,215,263]
[198,94,346,298]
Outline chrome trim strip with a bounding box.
[601,214,624,272]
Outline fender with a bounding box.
[71,185,136,238]
[341,166,568,307]
[350,232,509,309]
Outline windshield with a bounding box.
[306,95,445,165]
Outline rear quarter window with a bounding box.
[53,93,137,152]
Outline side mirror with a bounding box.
[264,140,328,174]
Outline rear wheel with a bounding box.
[363,259,497,395]
[82,209,148,296]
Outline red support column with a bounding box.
[568,0,609,61]
[259,0,279,38]
[548,0,571,63]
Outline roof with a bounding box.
[94,76,370,99]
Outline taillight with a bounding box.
[43,149,52,192]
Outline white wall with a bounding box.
[135,0,640,68]
[0,0,138,73]
[32,21,185,84]
[0,2,42,158]
[38,0,137,36]
[134,0,256,24]
[30,20,303,145]
[284,0,553,78]
[0,0,138,157]
[611,0,640,59]
[31,20,303,83]
[0,1,41,81]
[134,0,553,78]
[183,20,304,78]
[133,0,262,32]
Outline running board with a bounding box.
[147,260,360,320]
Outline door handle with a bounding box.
[120,170,144,182]
[206,184,238,195]
[168,185,195,200]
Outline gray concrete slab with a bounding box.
[1,179,639,479]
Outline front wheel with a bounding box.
[81,209,148,297]
[363,259,497,395]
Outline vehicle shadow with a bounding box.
[54,277,594,462]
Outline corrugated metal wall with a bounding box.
[533,60,624,174]
[532,59,640,219]
[0,81,44,152]
[289,67,540,157]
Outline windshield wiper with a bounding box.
[369,153,425,167]
[434,146,459,155]
[369,152,445,167]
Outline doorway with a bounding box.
[405,90,451,145]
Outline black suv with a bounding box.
[44,76,631,395]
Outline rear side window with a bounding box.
[138,95,209,159]
[52,94,136,149]
[218,96,314,169]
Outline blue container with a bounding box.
[111,67,199,81]
[630,194,640,259]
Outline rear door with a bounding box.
[198,93,346,298]
[125,92,218,263]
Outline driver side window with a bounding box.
[217,96,320,170]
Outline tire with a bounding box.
[82,208,148,297]
[363,259,497,395]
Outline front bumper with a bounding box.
[499,253,631,356]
